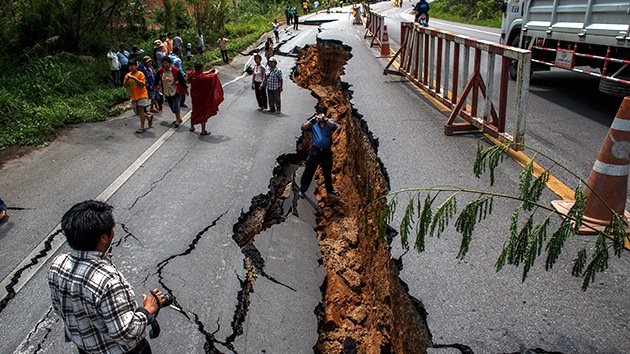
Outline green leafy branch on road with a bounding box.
[369,141,628,291]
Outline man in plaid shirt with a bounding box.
[265,57,283,113]
[49,200,167,354]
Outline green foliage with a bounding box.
[155,0,193,33]
[369,140,630,291]
[415,194,434,252]
[2,0,141,54]
[124,0,150,37]
[455,196,493,259]
[0,53,127,148]
[473,142,508,185]
[430,193,458,238]
[431,0,503,28]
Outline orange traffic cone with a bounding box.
[378,25,392,57]
[552,96,630,236]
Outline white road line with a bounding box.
[0,78,239,312]
[430,20,500,37]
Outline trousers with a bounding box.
[254,81,267,109]
[300,147,334,193]
[267,88,281,112]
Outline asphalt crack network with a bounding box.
[128,150,190,210]
[0,229,63,315]
[200,149,307,352]
[112,223,143,248]
[142,211,234,352]
[14,306,58,354]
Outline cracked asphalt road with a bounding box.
[1,5,629,354]
[2,27,322,352]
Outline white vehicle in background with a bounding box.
[500,0,630,96]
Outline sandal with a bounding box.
[189,126,195,132]
[173,121,180,128]
[200,131,210,136]
[136,128,145,134]
[148,115,154,128]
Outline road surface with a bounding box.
[0,2,628,353]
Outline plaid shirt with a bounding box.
[48,250,149,354]
[265,67,283,91]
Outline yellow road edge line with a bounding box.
[484,136,576,201]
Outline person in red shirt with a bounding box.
[124,60,152,133]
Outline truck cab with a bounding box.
[500,0,524,47]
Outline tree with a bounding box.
[187,0,229,35]
[3,0,130,54]
[371,141,628,291]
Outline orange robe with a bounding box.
[188,70,224,125]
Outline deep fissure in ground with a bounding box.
[293,38,433,353]
[229,38,435,353]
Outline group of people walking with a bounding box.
[110,30,229,135]
[123,55,223,135]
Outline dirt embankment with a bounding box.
[293,39,433,353]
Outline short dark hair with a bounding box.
[172,46,180,54]
[161,56,172,64]
[315,104,327,114]
[194,62,204,71]
[128,60,138,67]
[61,200,115,251]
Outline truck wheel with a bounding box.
[599,79,630,97]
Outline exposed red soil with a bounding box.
[293,40,432,353]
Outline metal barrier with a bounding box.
[364,10,385,49]
[532,42,630,86]
[385,22,532,147]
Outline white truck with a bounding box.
[500,0,630,96]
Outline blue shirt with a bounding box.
[302,119,338,149]
[169,54,184,74]
[117,50,130,66]
[139,64,155,90]
[415,1,429,13]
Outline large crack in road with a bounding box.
[202,38,437,353]
[292,38,433,353]
[290,38,569,354]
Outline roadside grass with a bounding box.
[431,10,502,28]
[0,6,284,151]
[429,0,503,28]
[0,55,128,149]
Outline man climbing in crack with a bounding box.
[298,104,339,199]
[48,200,168,354]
